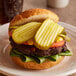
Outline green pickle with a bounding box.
[12,22,41,44]
[59,34,71,42]
[35,18,64,50]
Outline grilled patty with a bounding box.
[10,38,67,56]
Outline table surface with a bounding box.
[0,0,76,76]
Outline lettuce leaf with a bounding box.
[59,49,72,56]
[32,56,46,63]
[10,49,21,57]
[10,48,72,63]
[19,55,33,62]
[46,55,61,61]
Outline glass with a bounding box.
[47,0,70,8]
[4,0,23,21]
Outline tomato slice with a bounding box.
[23,39,34,45]
[23,42,28,45]
[9,31,12,37]
[51,40,65,48]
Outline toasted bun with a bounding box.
[12,56,64,70]
[10,8,59,27]
[10,8,61,70]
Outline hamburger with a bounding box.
[9,8,72,70]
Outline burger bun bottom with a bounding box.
[11,56,64,70]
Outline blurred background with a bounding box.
[0,0,76,26]
[0,0,76,76]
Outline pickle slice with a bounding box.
[9,26,19,29]
[35,18,64,50]
[12,22,41,44]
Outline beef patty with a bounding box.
[10,38,67,56]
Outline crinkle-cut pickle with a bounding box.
[35,18,64,50]
[12,22,41,44]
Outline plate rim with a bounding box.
[0,22,76,76]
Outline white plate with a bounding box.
[0,22,76,76]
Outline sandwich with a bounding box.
[9,8,72,69]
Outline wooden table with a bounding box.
[0,0,76,76]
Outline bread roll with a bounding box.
[12,56,64,70]
[9,8,63,70]
[10,8,59,27]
